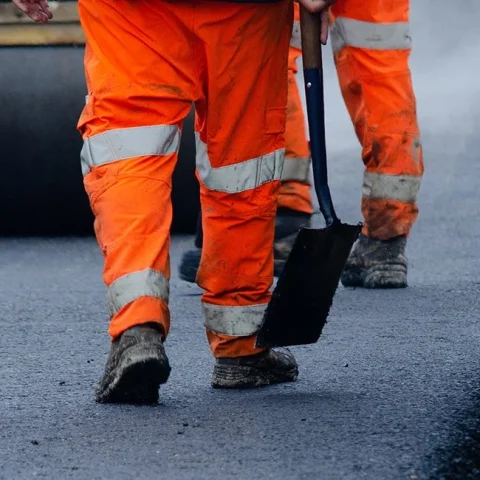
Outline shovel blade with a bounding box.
[255,221,362,348]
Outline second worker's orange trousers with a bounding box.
[283,0,424,240]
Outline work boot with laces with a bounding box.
[212,349,299,388]
[95,323,171,404]
[178,208,311,282]
[340,233,408,289]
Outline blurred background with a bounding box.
[0,0,479,236]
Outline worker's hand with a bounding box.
[298,0,334,13]
[11,0,53,23]
[297,0,335,45]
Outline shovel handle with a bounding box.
[300,6,338,226]
[300,7,322,69]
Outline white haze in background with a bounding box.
[297,0,480,156]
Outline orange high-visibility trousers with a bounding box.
[283,1,423,239]
[331,0,424,239]
[278,4,314,215]
[77,0,293,358]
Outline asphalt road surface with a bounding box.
[2,2,480,478]
[1,122,480,480]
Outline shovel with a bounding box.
[255,7,362,349]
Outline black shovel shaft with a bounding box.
[300,7,338,227]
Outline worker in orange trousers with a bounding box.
[13,0,334,404]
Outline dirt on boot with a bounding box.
[95,324,171,405]
[340,234,408,289]
[212,349,299,389]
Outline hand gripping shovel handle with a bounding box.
[300,7,338,227]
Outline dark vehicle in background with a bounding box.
[0,0,199,236]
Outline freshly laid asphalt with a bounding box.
[1,120,480,479]
[2,2,480,478]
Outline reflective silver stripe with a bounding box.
[81,125,181,176]
[331,17,411,54]
[281,157,311,183]
[195,134,284,193]
[363,172,421,203]
[291,20,301,49]
[107,268,169,318]
[203,303,266,337]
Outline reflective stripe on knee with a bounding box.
[81,125,181,176]
[195,134,284,193]
[107,268,169,318]
[281,157,311,183]
[203,303,267,337]
[362,172,421,203]
[330,17,411,54]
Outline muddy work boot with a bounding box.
[212,349,299,389]
[340,234,408,289]
[178,208,311,282]
[95,323,171,404]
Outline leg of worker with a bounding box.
[193,0,298,388]
[178,4,312,282]
[331,0,424,288]
[278,2,312,217]
[78,0,195,403]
